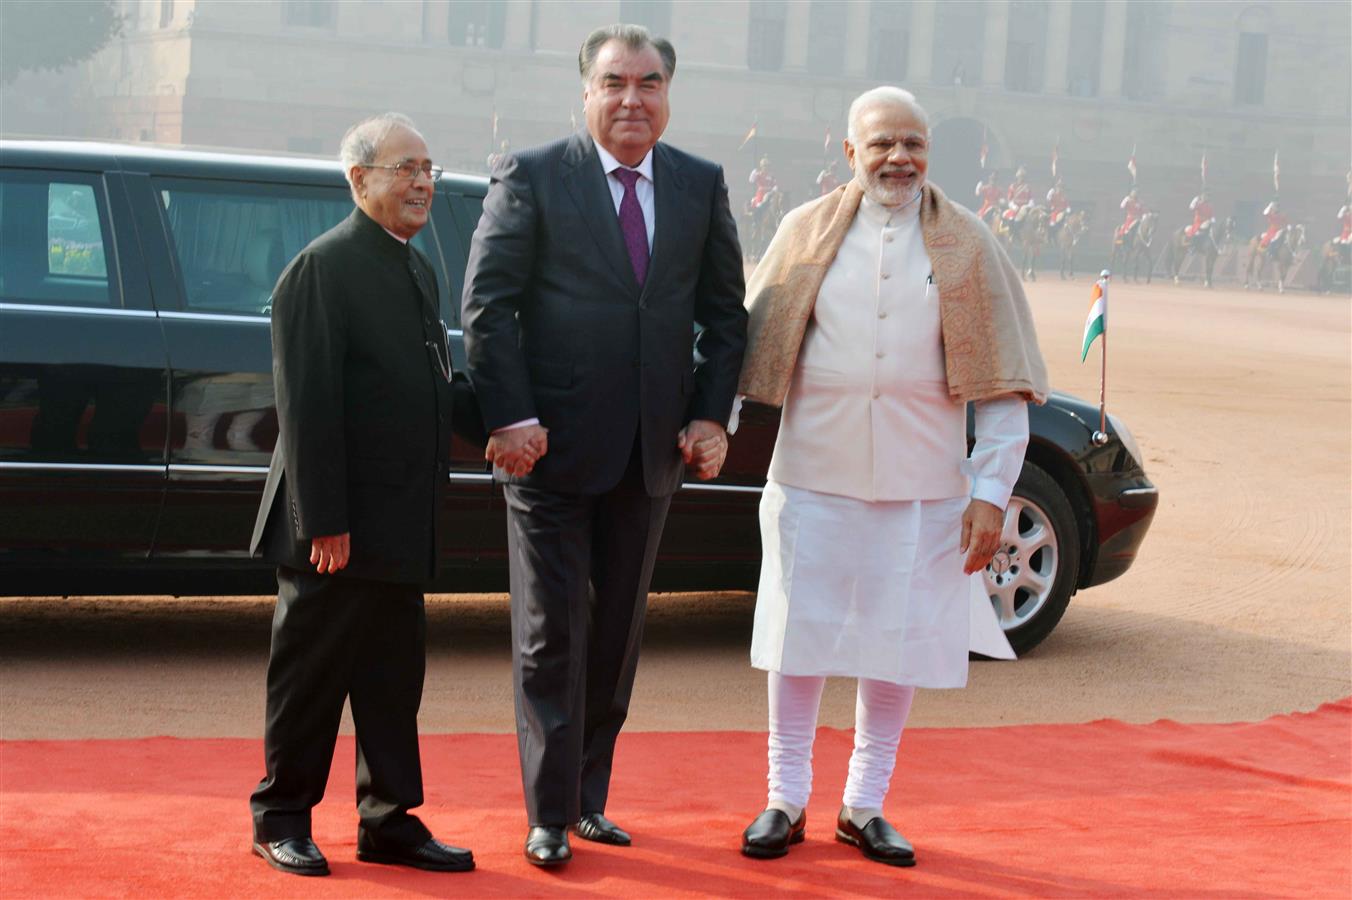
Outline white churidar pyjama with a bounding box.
[766,672,916,810]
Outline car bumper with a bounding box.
[1084,482,1159,588]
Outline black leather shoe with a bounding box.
[574,812,631,846]
[740,809,806,859]
[252,837,330,876]
[524,826,571,866]
[356,833,475,872]
[834,809,916,867]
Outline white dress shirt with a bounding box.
[595,143,656,251]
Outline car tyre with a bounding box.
[981,461,1081,656]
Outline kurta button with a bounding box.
[880,273,890,280]
[872,390,881,399]
[878,310,888,318]
[875,351,884,358]
[884,235,894,243]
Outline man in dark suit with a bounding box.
[462,24,748,866]
[248,113,475,877]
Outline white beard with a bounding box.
[854,167,922,207]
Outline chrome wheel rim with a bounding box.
[983,496,1059,631]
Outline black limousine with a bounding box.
[0,140,1158,653]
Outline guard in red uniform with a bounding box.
[1046,177,1070,232]
[1002,166,1033,223]
[1185,191,1214,239]
[749,157,777,209]
[1259,199,1288,250]
[1335,197,1351,245]
[1116,189,1143,241]
[975,171,1001,223]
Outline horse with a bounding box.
[1055,210,1089,280]
[1015,206,1049,280]
[742,187,785,262]
[1164,216,1234,288]
[1244,224,1306,293]
[979,205,1003,238]
[1109,211,1158,283]
[1315,239,1352,294]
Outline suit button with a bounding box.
[878,310,887,319]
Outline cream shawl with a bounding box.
[737,180,1049,406]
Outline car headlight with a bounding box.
[1107,413,1144,471]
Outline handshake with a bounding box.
[484,419,729,480]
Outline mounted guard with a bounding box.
[1115,188,1144,243]
[1045,177,1070,236]
[975,171,1002,229]
[1184,191,1214,246]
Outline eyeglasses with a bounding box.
[362,161,444,182]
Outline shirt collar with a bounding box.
[596,142,655,183]
[380,226,409,245]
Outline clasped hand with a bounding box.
[485,420,726,480]
[678,419,728,481]
[486,424,549,477]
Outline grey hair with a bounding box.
[846,86,929,142]
[339,112,422,200]
[578,24,676,84]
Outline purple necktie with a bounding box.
[613,167,649,286]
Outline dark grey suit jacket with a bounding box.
[461,132,747,497]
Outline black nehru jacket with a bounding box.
[251,207,476,584]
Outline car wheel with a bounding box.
[981,461,1080,655]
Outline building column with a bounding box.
[843,1,870,78]
[502,0,532,51]
[907,0,936,83]
[421,0,448,43]
[1042,0,1072,94]
[783,0,811,71]
[981,0,1010,88]
[1099,0,1128,97]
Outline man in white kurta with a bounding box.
[738,87,1042,868]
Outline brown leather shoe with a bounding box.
[574,812,631,846]
[740,809,806,859]
[252,837,330,876]
[834,808,915,866]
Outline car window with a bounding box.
[156,179,439,316]
[442,192,484,318]
[0,170,117,307]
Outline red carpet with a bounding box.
[3,700,1349,898]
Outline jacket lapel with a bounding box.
[640,143,687,305]
[560,132,641,296]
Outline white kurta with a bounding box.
[751,194,1028,687]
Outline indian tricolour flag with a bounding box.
[1081,278,1107,362]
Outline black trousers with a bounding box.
[503,447,673,826]
[249,566,431,846]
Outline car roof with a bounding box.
[0,138,489,193]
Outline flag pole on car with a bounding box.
[1082,271,1110,445]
